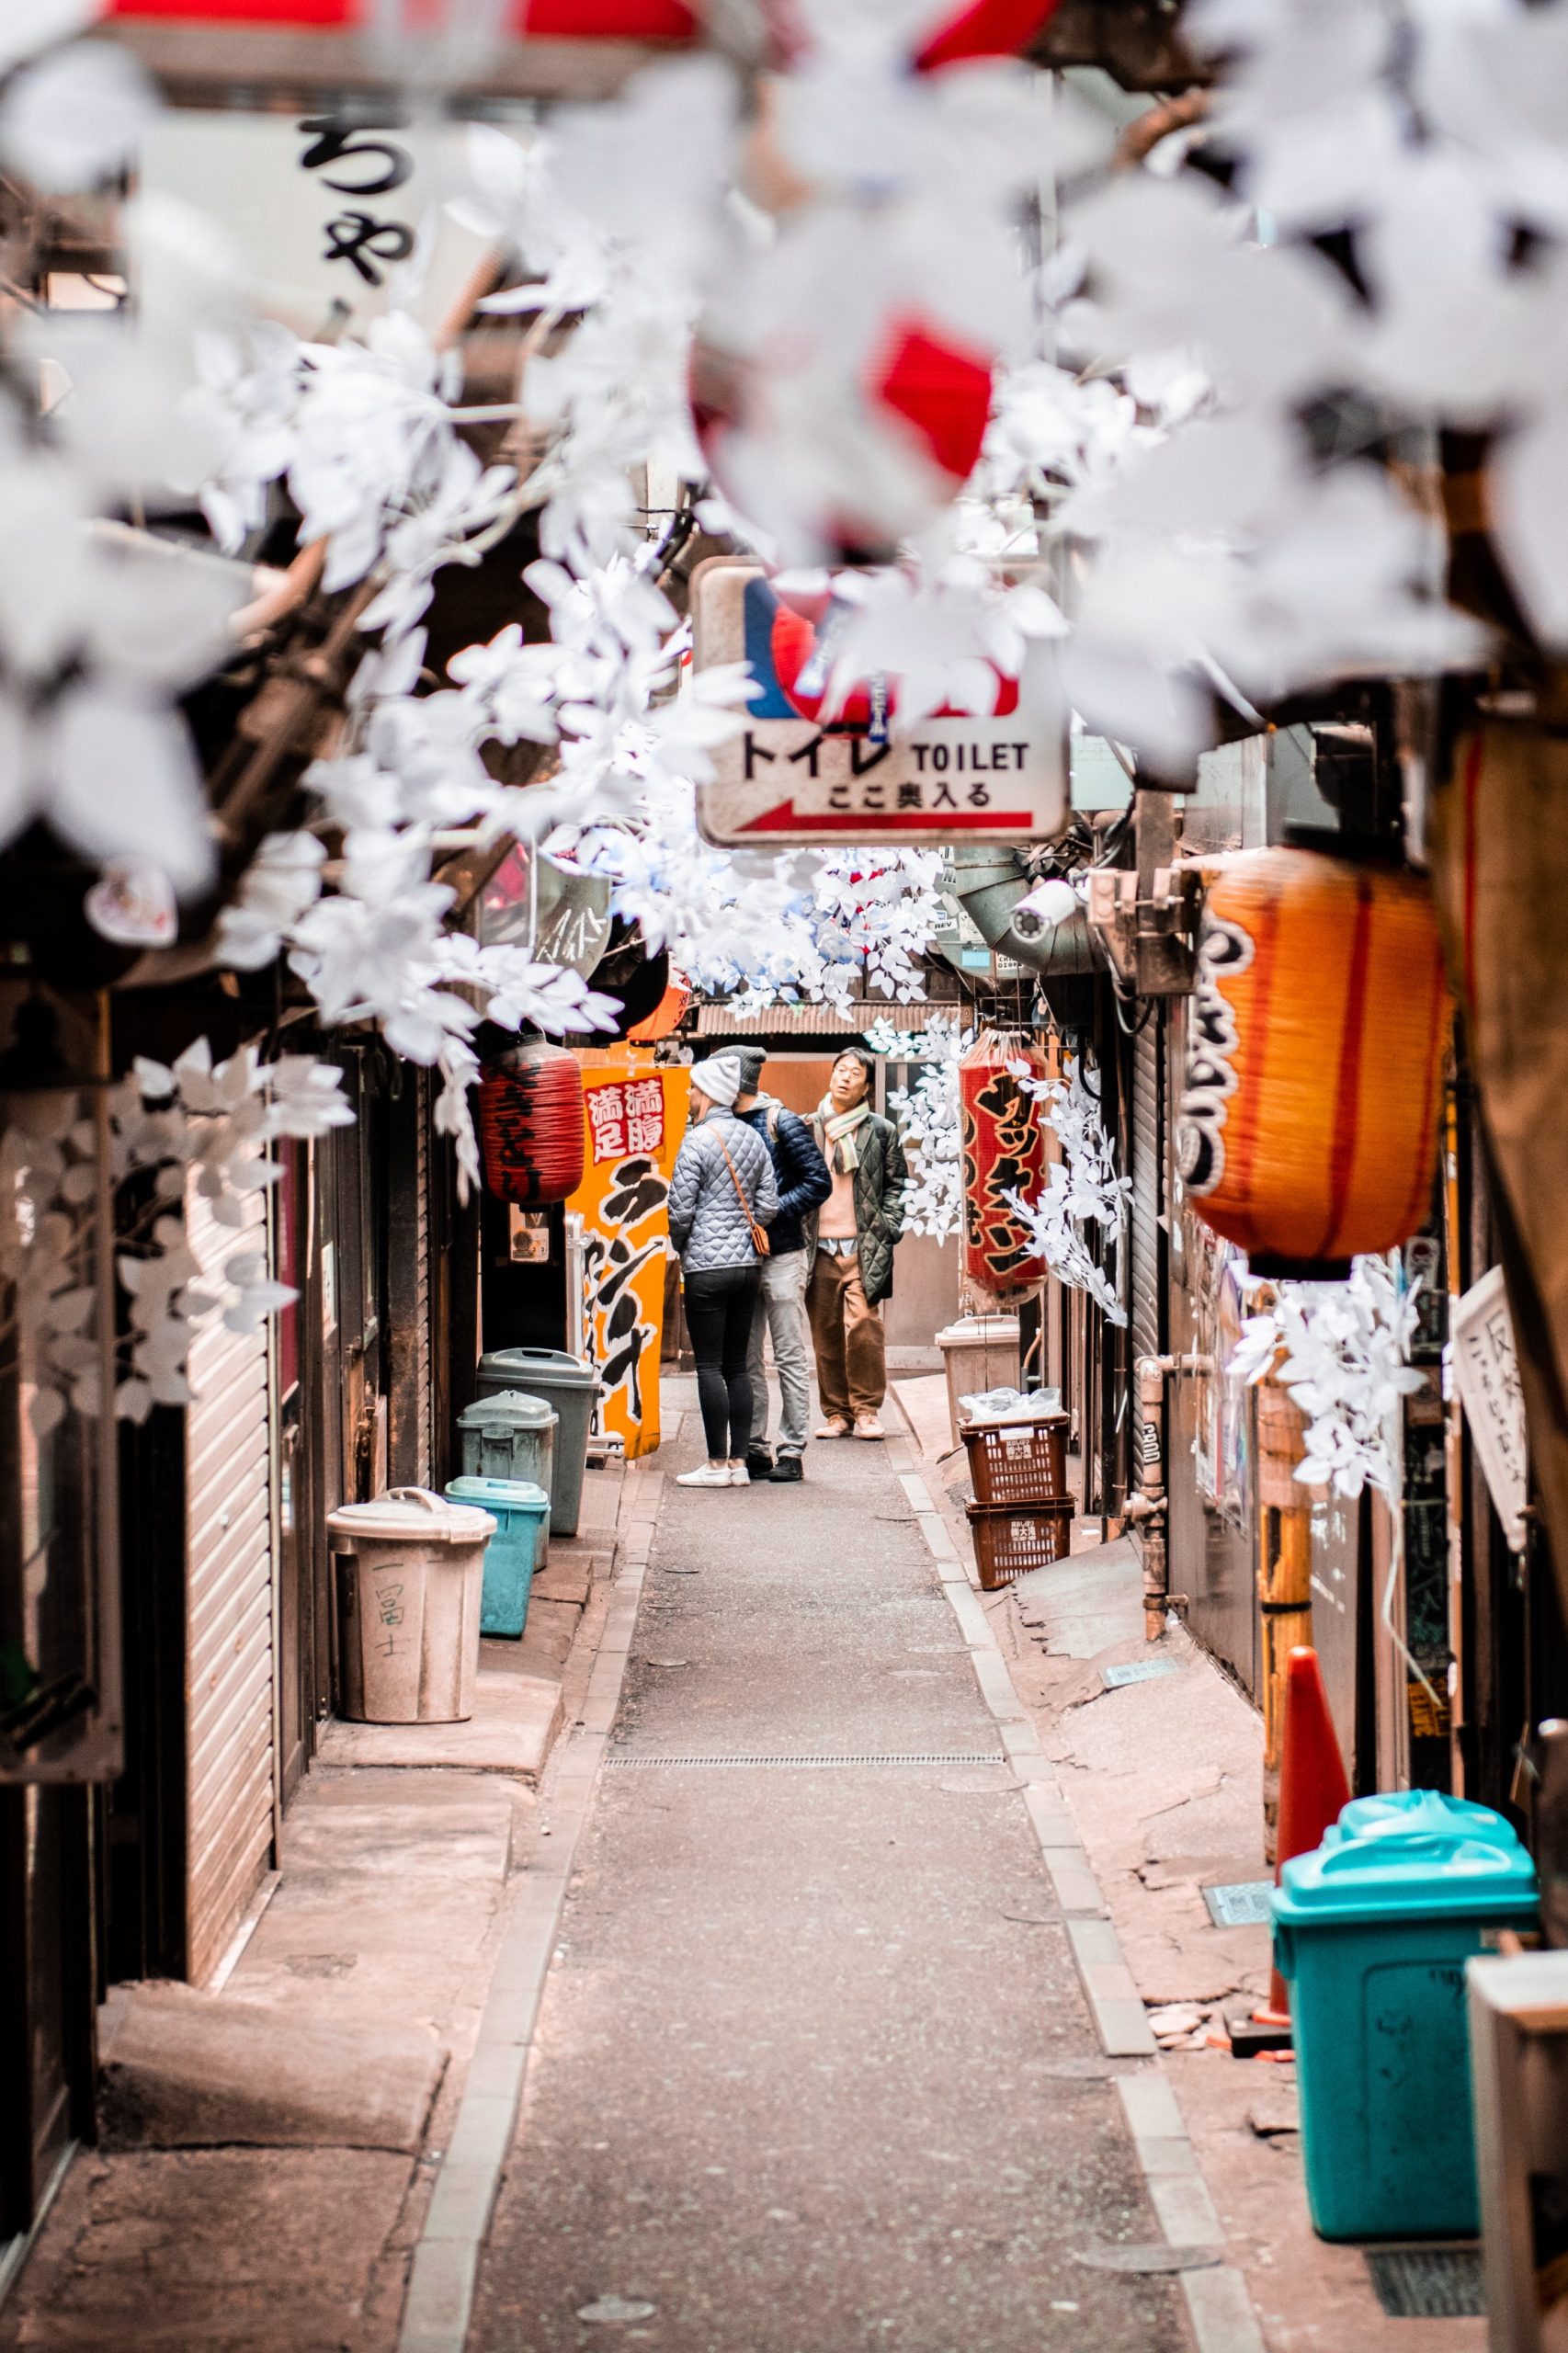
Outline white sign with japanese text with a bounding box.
[137,108,492,341]
[1452,1264,1528,1553]
[691,559,1067,847]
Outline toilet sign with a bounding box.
[691,560,1067,847]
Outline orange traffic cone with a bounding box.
[1256,1646,1351,2029]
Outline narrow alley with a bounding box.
[467,1404,1185,2353]
[6,7,1568,2344]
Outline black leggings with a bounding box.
[684,1264,763,1459]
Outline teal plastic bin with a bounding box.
[476,1348,602,1536]
[1275,1789,1539,2241]
[459,1390,557,1498]
[445,1475,551,1639]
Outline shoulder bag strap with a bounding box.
[711,1128,770,1256]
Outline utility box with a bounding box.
[445,1475,551,1639]
[329,1489,494,1725]
[1277,1790,1539,2241]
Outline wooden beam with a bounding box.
[98,23,685,108]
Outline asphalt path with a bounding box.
[469,1404,1188,2353]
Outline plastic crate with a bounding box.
[965,1498,1074,1589]
[960,1415,1070,1506]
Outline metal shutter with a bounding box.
[415,1070,432,1488]
[185,1179,275,1986]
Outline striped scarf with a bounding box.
[820,1099,871,1174]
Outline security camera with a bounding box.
[1011,876,1080,943]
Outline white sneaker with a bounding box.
[727,1463,750,1485]
[676,1462,738,1487]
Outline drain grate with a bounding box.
[1101,1657,1183,1690]
[605,1751,1007,1769]
[1364,2245,1485,2318]
[1203,1880,1275,1928]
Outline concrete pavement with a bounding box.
[467,1393,1191,2353]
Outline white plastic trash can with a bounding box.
[329,1488,495,1724]
[936,1315,1021,1448]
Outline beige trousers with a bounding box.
[806,1248,886,1422]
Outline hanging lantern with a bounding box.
[690,314,994,566]
[911,0,1064,70]
[477,1041,585,1207]
[625,975,690,1045]
[960,1030,1048,1294]
[1176,848,1449,1276]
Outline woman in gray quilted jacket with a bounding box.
[666,1054,778,1489]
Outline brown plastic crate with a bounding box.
[965,1497,1074,1590]
[960,1414,1070,1506]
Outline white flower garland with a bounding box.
[1003,1059,1131,1324]
[1229,1254,1426,1502]
[862,1013,966,1241]
[0,1039,351,1434]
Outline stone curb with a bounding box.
[886,1434,1267,2353]
[394,1467,661,2353]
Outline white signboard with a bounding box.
[1452,1264,1528,1553]
[691,559,1067,847]
[137,108,492,341]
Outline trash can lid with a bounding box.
[458,1390,558,1431]
[936,1317,1020,1345]
[1332,1790,1512,1847]
[327,1486,496,1544]
[446,1475,551,1511]
[478,1347,603,1393]
[1277,1790,1537,1925]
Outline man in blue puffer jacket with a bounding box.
[733,1046,833,1483]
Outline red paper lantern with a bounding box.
[690,313,994,565]
[477,1042,585,1206]
[913,0,1063,70]
[960,1031,1048,1294]
[106,0,699,27]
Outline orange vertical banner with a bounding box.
[569,1051,691,1460]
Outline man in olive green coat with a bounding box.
[804,1048,909,1441]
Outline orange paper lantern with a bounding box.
[625,977,690,1045]
[1176,848,1449,1275]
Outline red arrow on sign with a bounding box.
[736,798,1036,835]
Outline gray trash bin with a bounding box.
[458,1390,557,1503]
[476,1347,602,1536]
[329,1488,494,1724]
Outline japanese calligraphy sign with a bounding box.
[585,1075,667,1165]
[959,1034,1047,1295]
[569,1055,690,1461]
[1453,1265,1528,1553]
[691,559,1066,847]
[135,106,491,341]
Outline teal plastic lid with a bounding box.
[1277,1790,1537,1925]
[1331,1790,1511,1848]
[479,1347,601,1393]
[458,1390,557,1431]
[445,1475,551,1511]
